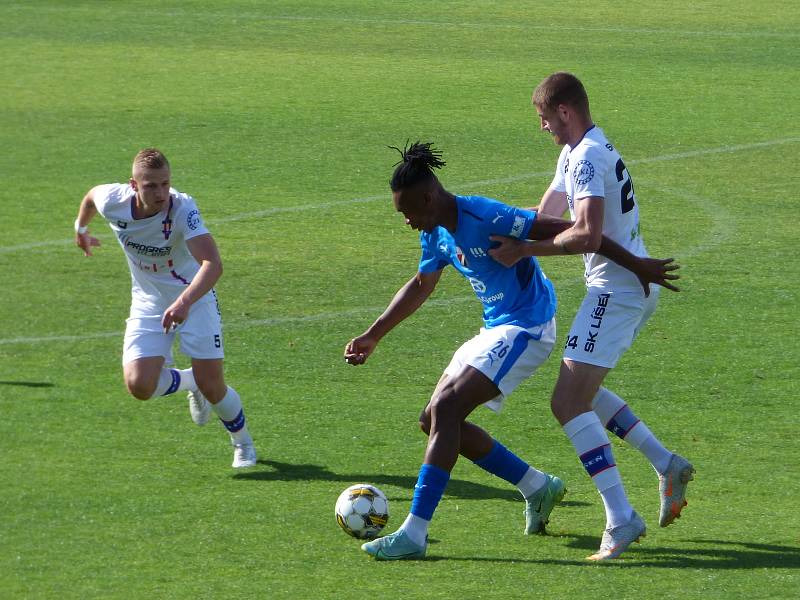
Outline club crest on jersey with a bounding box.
[455,246,469,267]
[573,160,595,185]
[187,209,201,231]
[162,215,173,240]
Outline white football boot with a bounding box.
[187,389,211,426]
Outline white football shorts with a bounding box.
[443,317,557,413]
[562,286,659,369]
[122,297,224,365]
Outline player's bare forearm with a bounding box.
[75,190,101,256]
[527,213,573,241]
[365,272,439,341]
[597,237,681,295]
[345,271,440,365]
[178,260,222,307]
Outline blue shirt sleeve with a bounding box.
[487,203,538,241]
[418,232,448,273]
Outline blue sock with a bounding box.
[409,464,450,521]
[473,440,529,485]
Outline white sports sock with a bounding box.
[517,467,548,498]
[399,513,429,546]
[563,411,633,529]
[211,386,253,445]
[592,387,673,475]
[153,367,196,397]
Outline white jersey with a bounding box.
[93,183,212,315]
[549,126,648,292]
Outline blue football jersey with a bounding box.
[418,195,557,329]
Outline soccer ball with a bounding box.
[335,484,389,539]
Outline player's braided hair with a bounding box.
[389,141,446,192]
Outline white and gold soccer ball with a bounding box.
[334,484,389,539]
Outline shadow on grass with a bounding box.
[0,380,54,388]
[433,535,800,569]
[233,458,590,505]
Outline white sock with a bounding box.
[399,513,429,546]
[563,411,632,529]
[517,467,549,498]
[153,367,196,397]
[592,387,673,475]
[211,386,253,445]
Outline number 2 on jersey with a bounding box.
[615,159,635,214]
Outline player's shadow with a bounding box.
[0,380,54,388]
[234,459,589,505]
[441,536,800,569]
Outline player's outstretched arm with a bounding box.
[344,269,442,365]
[488,209,680,295]
[161,234,223,332]
[595,236,681,296]
[75,188,102,257]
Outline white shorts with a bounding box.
[443,317,556,413]
[562,287,659,369]
[122,298,224,365]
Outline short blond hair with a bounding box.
[133,148,170,172]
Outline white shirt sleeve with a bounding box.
[569,145,607,201]
[92,183,124,219]
[549,147,568,193]
[175,195,210,241]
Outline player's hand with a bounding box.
[76,231,101,257]
[344,334,378,366]
[488,235,526,267]
[633,257,681,297]
[161,298,191,333]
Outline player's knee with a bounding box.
[195,376,226,404]
[126,375,156,400]
[418,412,431,436]
[429,387,465,424]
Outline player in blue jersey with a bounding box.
[345,142,677,560]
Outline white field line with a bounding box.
[643,183,737,262]
[0,180,736,347]
[1,137,796,255]
[0,296,476,346]
[4,4,798,39]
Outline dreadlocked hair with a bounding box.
[389,141,446,192]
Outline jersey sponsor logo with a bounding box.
[510,216,526,238]
[468,277,486,293]
[124,239,172,257]
[478,291,505,304]
[573,160,595,185]
[584,293,610,352]
[187,209,201,231]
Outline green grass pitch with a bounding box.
[1,1,798,598]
